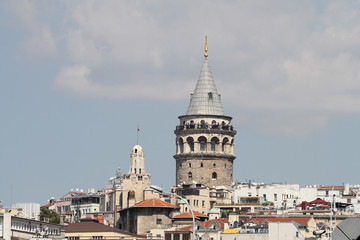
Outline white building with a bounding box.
[0,212,64,240]
[233,182,300,210]
[11,203,40,220]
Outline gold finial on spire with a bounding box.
[204,35,208,59]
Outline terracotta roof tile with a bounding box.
[132,199,178,208]
[204,219,228,229]
[180,225,192,230]
[318,186,344,189]
[173,211,208,219]
[246,217,311,226]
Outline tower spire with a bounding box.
[204,35,208,59]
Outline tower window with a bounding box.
[190,141,194,151]
[187,137,194,152]
[179,138,184,153]
[188,172,192,181]
[201,163,203,168]
[135,149,137,153]
[200,140,206,151]
[211,141,216,151]
[208,92,213,100]
[212,172,217,180]
[189,162,191,168]
[134,168,136,174]
[198,136,207,151]
[139,168,141,174]
[213,163,216,168]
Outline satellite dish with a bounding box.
[313,229,326,236]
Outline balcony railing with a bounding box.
[176,124,234,131]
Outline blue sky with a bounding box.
[1,0,360,207]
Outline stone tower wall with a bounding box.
[174,114,236,187]
[176,158,233,186]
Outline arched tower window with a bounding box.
[187,137,194,152]
[188,172,192,181]
[179,138,184,153]
[198,136,207,151]
[213,163,216,168]
[189,162,191,168]
[201,163,203,168]
[212,172,217,180]
[222,137,229,152]
[135,149,137,153]
[139,168,141,174]
[211,137,219,151]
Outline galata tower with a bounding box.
[174,37,236,187]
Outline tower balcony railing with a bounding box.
[176,123,234,131]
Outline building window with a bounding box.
[92,236,103,239]
[202,200,205,207]
[211,141,216,151]
[200,140,206,151]
[165,234,171,240]
[212,172,217,180]
[189,162,191,168]
[213,163,216,168]
[274,194,277,201]
[188,172,192,181]
[174,234,180,240]
[179,138,184,153]
[201,162,203,167]
[139,168,141,174]
[156,219,162,224]
[183,234,189,240]
[187,137,195,151]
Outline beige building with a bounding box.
[172,184,232,215]
[120,145,151,209]
[118,198,179,235]
[174,39,236,188]
[65,219,145,240]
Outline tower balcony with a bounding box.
[174,124,236,136]
[173,152,236,161]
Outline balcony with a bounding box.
[175,124,236,135]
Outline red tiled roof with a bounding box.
[204,218,228,229]
[180,225,192,230]
[132,199,178,208]
[68,192,87,195]
[41,203,55,208]
[318,186,344,189]
[246,217,311,226]
[179,219,228,230]
[65,221,144,238]
[173,211,208,219]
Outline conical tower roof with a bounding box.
[186,58,224,115]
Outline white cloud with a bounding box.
[54,65,193,100]
[9,0,360,135]
[4,0,57,58]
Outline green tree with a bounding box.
[40,207,60,224]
